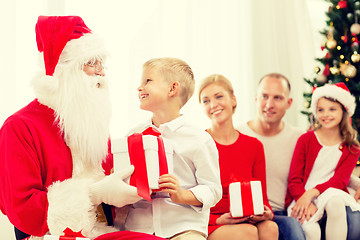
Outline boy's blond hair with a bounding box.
[143,57,195,107]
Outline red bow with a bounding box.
[230,174,257,183]
[127,127,168,201]
[63,228,85,237]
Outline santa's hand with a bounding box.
[89,165,142,207]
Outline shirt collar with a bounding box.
[145,114,185,133]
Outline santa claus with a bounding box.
[0,16,163,240]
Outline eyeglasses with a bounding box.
[85,61,105,72]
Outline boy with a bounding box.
[124,57,222,240]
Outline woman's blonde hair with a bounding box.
[198,74,237,112]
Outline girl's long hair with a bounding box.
[315,97,360,152]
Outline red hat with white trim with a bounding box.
[35,15,106,76]
[311,82,356,116]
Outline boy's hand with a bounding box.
[158,174,202,206]
[158,174,184,203]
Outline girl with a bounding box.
[198,74,278,240]
[285,82,360,240]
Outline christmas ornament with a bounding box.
[331,60,339,74]
[314,66,321,74]
[340,63,357,78]
[355,1,360,10]
[351,23,360,35]
[347,13,354,22]
[304,101,310,108]
[351,51,360,63]
[346,65,357,78]
[316,74,327,83]
[327,24,337,49]
[337,0,347,9]
[330,66,340,75]
[352,41,359,50]
[341,35,348,43]
[326,39,337,49]
[323,63,330,76]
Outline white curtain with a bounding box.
[0,0,323,137]
[0,0,327,237]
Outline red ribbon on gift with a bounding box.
[230,174,257,216]
[240,182,255,217]
[127,127,168,201]
[41,228,88,240]
[229,176,258,217]
[63,228,85,237]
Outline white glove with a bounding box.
[89,165,142,207]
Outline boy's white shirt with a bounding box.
[123,115,222,238]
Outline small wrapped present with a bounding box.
[229,181,264,218]
[111,127,174,201]
[44,236,89,240]
[44,228,90,240]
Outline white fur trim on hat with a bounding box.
[311,84,356,116]
[59,33,108,66]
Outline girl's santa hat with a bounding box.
[311,82,356,116]
[35,15,107,76]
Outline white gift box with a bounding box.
[111,134,174,190]
[229,181,264,218]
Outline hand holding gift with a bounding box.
[247,205,274,224]
[229,181,265,218]
[215,212,249,225]
[158,174,202,206]
[112,127,174,201]
[89,165,142,207]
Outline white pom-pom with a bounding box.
[351,23,360,35]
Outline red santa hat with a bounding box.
[311,82,356,116]
[35,15,106,76]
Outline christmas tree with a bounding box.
[302,0,360,130]
[302,0,360,164]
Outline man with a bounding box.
[0,16,162,240]
[238,73,305,240]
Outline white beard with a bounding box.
[32,66,111,178]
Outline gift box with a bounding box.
[43,228,90,240]
[111,127,174,201]
[44,236,89,240]
[229,181,264,218]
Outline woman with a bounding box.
[198,74,278,240]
